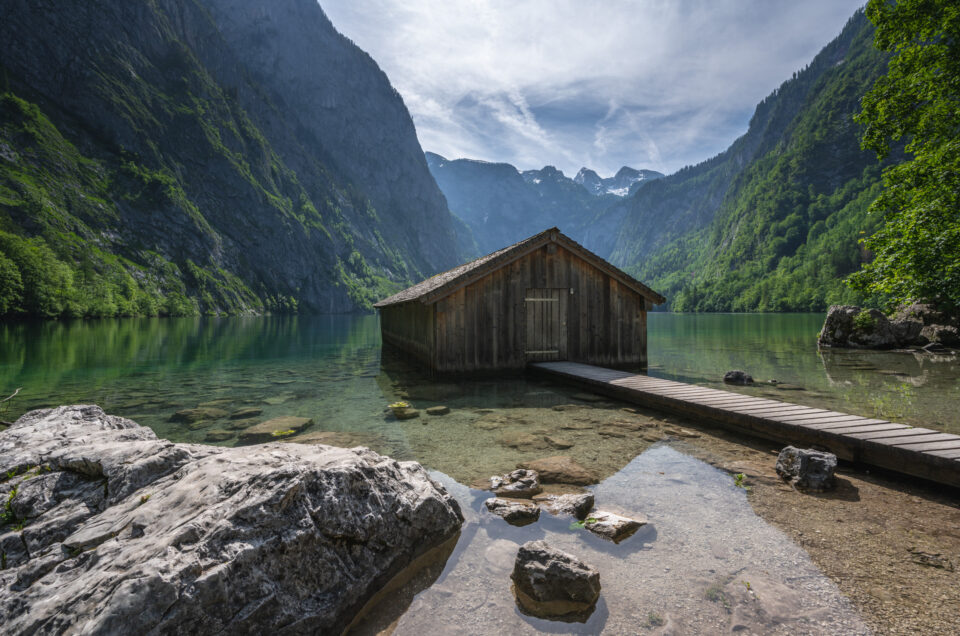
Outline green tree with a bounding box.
[849,0,960,311]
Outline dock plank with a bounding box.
[530,360,960,489]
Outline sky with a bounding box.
[323,1,866,178]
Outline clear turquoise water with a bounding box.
[2,313,957,440]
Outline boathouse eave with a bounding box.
[373,228,666,309]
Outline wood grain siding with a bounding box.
[431,244,648,372]
[378,301,435,368]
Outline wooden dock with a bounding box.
[531,361,960,489]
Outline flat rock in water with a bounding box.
[284,430,383,449]
[545,435,574,449]
[425,406,450,416]
[484,498,540,526]
[230,407,263,420]
[0,405,463,634]
[518,456,598,486]
[511,540,600,619]
[203,429,234,442]
[490,469,542,498]
[583,510,647,543]
[226,418,260,431]
[169,407,229,423]
[392,407,419,420]
[498,432,551,451]
[532,492,594,520]
[238,416,313,443]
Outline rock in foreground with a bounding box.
[490,469,542,498]
[511,540,601,620]
[484,498,540,526]
[0,406,463,634]
[775,446,837,492]
[532,492,595,520]
[584,510,647,543]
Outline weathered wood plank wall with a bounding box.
[433,244,647,372]
[379,301,435,368]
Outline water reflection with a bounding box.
[355,446,867,635]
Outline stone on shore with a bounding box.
[511,540,601,619]
[237,416,313,443]
[532,492,594,520]
[775,446,837,492]
[518,456,598,486]
[583,510,647,543]
[490,469,542,498]
[0,405,463,635]
[723,370,754,385]
[484,498,541,526]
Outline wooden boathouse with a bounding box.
[374,228,665,373]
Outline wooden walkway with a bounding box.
[531,361,960,489]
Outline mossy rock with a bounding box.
[238,416,314,443]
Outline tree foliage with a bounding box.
[848,0,960,311]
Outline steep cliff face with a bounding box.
[0,0,459,317]
[609,11,897,312]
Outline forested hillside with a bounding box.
[0,0,460,319]
[611,11,898,312]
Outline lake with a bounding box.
[2,313,957,439]
[1,312,955,633]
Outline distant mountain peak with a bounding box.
[574,165,664,197]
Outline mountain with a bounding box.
[0,0,460,318]
[425,152,618,255]
[574,166,664,197]
[607,10,896,312]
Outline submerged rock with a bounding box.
[532,493,594,520]
[425,405,450,416]
[0,405,463,634]
[484,498,540,526]
[723,370,754,385]
[518,456,599,486]
[237,415,313,443]
[203,429,234,442]
[583,510,647,543]
[490,469,542,498]
[229,407,263,420]
[775,446,837,492]
[511,540,601,619]
[169,407,229,423]
[392,407,420,420]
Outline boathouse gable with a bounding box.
[374,228,665,373]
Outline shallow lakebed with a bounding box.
[2,313,959,634]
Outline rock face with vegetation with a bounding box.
[607,11,899,312]
[0,405,463,634]
[0,0,460,319]
[818,304,958,349]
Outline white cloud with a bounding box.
[322,0,865,176]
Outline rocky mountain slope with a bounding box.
[426,152,635,255]
[0,0,460,318]
[608,10,897,311]
[574,166,663,197]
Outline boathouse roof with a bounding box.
[374,227,666,308]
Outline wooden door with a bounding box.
[524,288,567,361]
